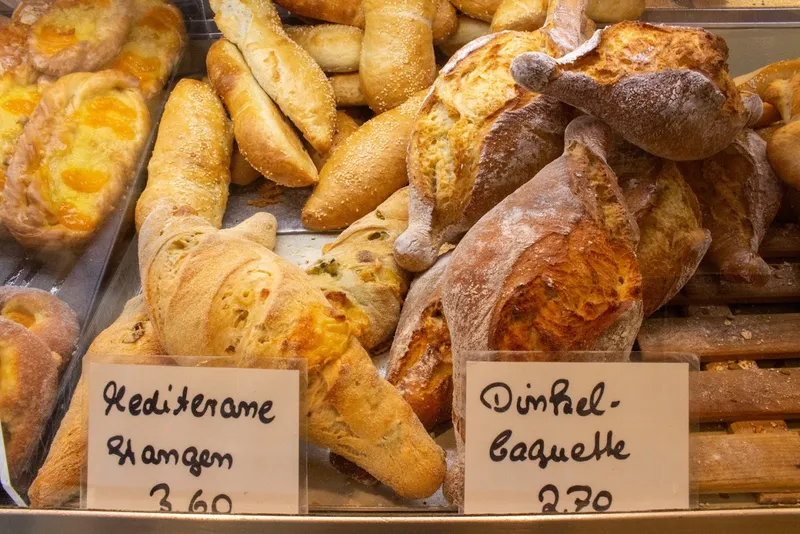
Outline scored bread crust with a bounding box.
[285,24,363,74]
[0,286,79,362]
[307,188,412,352]
[135,78,233,231]
[210,0,336,153]
[138,206,446,499]
[441,117,643,504]
[2,70,150,250]
[0,317,60,485]
[28,296,169,509]
[385,252,452,430]
[28,0,133,77]
[207,39,317,188]
[511,21,760,161]
[610,143,711,316]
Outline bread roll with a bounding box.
[396,0,586,272]
[0,318,59,486]
[680,130,783,286]
[138,206,446,499]
[2,70,150,250]
[135,78,232,231]
[285,24,362,73]
[310,111,361,170]
[436,15,490,56]
[586,0,645,22]
[207,39,317,188]
[330,72,367,107]
[450,0,502,21]
[28,0,133,77]
[360,0,436,113]
[511,22,760,161]
[107,0,186,101]
[0,287,78,362]
[432,0,458,42]
[210,0,336,153]
[385,252,452,430]
[491,0,547,32]
[230,144,261,186]
[28,296,168,508]
[307,188,411,351]
[441,116,642,504]
[610,143,711,316]
[303,91,425,231]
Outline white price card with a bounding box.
[84,362,302,514]
[464,361,689,515]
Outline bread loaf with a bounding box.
[680,130,783,285]
[436,15,490,56]
[307,188,411,351]
[432,0,458,42]
[450,0,503,22]
[511,21,761,161]
[309,110,361,170]
[138,205,446,498]
[586,0,645,22]
[610,143,710,316]
[207,39,318,188]
[330,73,367,107]
[0,318,59,486]
[28,0,133,76]
[491,0,547,32]
[230,144,261,186]
[285,24,362,73]
[303,91,426,231]
[360,0,436,113]
[0,287,78,362]
[2,70,150,250]
[135,78,232,231]
[441,116,643,504]
[28,296,168,508]
[395,0,586,272]
[385,252,452,430]
[210,0,336,153]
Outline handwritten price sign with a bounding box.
[84,362,302,514]
[464,361,689,515]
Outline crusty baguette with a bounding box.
[450,0,503,21]
[511,21,761,161]
[385,252,452,430]
[491,0,547,32]
[441,116,643,505]
[436,15,490,56]
[679,130,783,286]
[310,110,361,170]
[303,91,426,231]
[307,188,411,351]
[230,143,261,186]
[210,0,336,153]
[395,0,585,272]
[207,39,318,188]
[2,70,150,250]
[0,287,78,362]
[28,0,133,77]
[138,205,446,499]
[107,0,186,101]
[28,296,168,508]
[285,24,362,73]
[330,72,367,107]
[360,0,436,113]
[610,142,711,316]
[135,78,232,231]
[586,0,644,22]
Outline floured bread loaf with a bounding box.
[511,21,761,161]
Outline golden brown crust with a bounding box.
[28,296,168,508]
[302,92,425,231]
[0,21,38,81]
[135,78,232,231]
[585,0,644,23]
[2,70,150,250]
[450,0,503,22]
[206,39,317,188]
[307,189,412,351]
[511,21,755,161]
[432,0,458,43]
[210,0,336,153]
[680,130,783,285]
[138,206,446,499]
[12,0,54,26]
[230,143,261,186]
[285,24,362,74]
[0,287,79,362]
[436,15,490,57]
[360,0,437,113]
[274,0,365,26]
[28,0,134,77]
[330,72,366,107]
[309,110,360,171]
[610,143,711,316]
[491,0,547,32]
[0,317,59,485]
